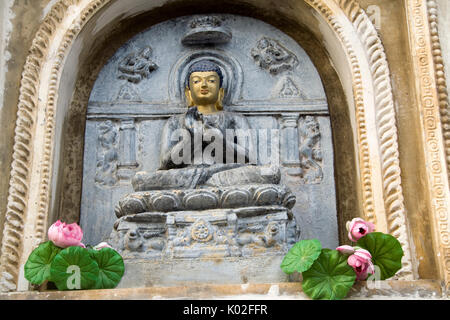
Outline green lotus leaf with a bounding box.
[89,248,125,289]
[356,232,404,280]
[24,241,62,285]
[50,246,99,290]
[302,249,357,300]
[281,239,322,274]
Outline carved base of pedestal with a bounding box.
[109,206,298,261]
[109,206,298,285]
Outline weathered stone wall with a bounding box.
[0,0,449,292]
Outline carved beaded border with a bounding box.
[407,0,450,292]
[427,0,450,182]
[427,0,450,292]
[0,0,419,290]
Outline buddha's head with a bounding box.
[185,60,225,111]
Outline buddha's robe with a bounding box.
[132,107,280,191]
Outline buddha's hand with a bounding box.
[185,106,203,134]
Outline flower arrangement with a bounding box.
[24,220,125,291]
[281,218,404,300]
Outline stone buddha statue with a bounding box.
[110,59,298,263]
[131,59,280,191]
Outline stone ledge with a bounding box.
[0,280,444,300]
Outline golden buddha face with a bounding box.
[185,71,224,111]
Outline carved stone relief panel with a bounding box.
[282,116,337,246]
[80,15,337,284]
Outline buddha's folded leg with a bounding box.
[132,167,204,191]
[132,163,246,191]
[204,165,281,187]
[131,164,279,191]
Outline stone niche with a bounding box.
[79,14,338,287]
[8,0,449,295]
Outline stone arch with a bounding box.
[0,0,414,291]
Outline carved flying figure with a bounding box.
[251,37,298,75]
[118,46,158,83]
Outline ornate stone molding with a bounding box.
[307,0,376,223]
[427,0,450,182]
[405,0,450,292]
[340,0,414,279]
[305,0,414,279]
[0,0,420,290]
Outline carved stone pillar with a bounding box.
[117,119,138,181]
[280,113,301,168]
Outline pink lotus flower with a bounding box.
[336,245,356,255]
[336,245,375,280]
[93,242,113,250]
[347,248,375,280]
[346,218,375,242]
[48,220,84,248]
